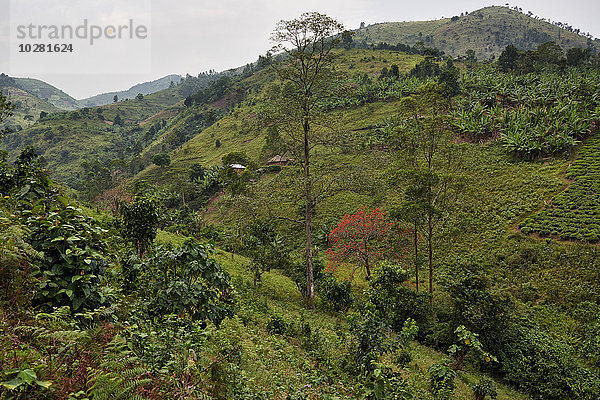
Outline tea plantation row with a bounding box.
[520,134,600,241]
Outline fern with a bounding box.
[88,335,152,400]
[16,306,90,343]
[15,324,89,344]
[13,325,53,339]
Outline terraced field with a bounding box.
[520,134,600,242]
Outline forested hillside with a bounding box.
[1,9,600,400]
[0,70,242,189]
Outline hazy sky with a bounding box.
[1,0,599,99]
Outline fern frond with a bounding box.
[89,335,152,400]
[48,329,90,341]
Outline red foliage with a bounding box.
[325,207,410,279]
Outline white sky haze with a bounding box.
[1,0,598,99]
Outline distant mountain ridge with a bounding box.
[1,73,184,111]
[79,74,182,107]
[354,6,599,60]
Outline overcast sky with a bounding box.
[1,0,599,99]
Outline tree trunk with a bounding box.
[306,217,314,308]
[414,221,419,292]
[428,217,433,308]
[303,116,315,309]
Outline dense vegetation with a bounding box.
[2,9,600,400]
[455,67,600,156]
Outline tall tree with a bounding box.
[151,153,171,168]
[535,41,563,66]
[341,30,354,49]
[393,169,427,292]
[390,83,463,305]
[269,12,345,308]
[566,47,590,67]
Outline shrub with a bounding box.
[266,314,287,335]
[318,271,353,312]
[369,262,431,333]
[118,195,159,257]
[25,204,108,311]
[0,220,37,308]
[473,378,498,400]
[242,219,291,284]
[0,367,52,398]
[496,321,600,399]
[359,363,413,400]
[428,362,455,399]
[443,260,511,344]
[448,325,497,370]
[347,302,416,371]
[140,240,234,325]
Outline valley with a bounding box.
[1,6,600,400]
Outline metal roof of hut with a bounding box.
[267,155,291,164]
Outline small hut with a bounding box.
[230,163,246,174]
[266,155,291,166]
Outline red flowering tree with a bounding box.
[325,207,409,279]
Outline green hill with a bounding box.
[0,86,60,130]
[354,6,599,60]
[13,77,82,110]
[1,68,254,191]
[1,83,187,187]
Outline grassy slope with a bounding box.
[354,6,598,60]
[133,49,423,186]
[14,77,82,110]
[201,244,530,399]
[0,86,60,128]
